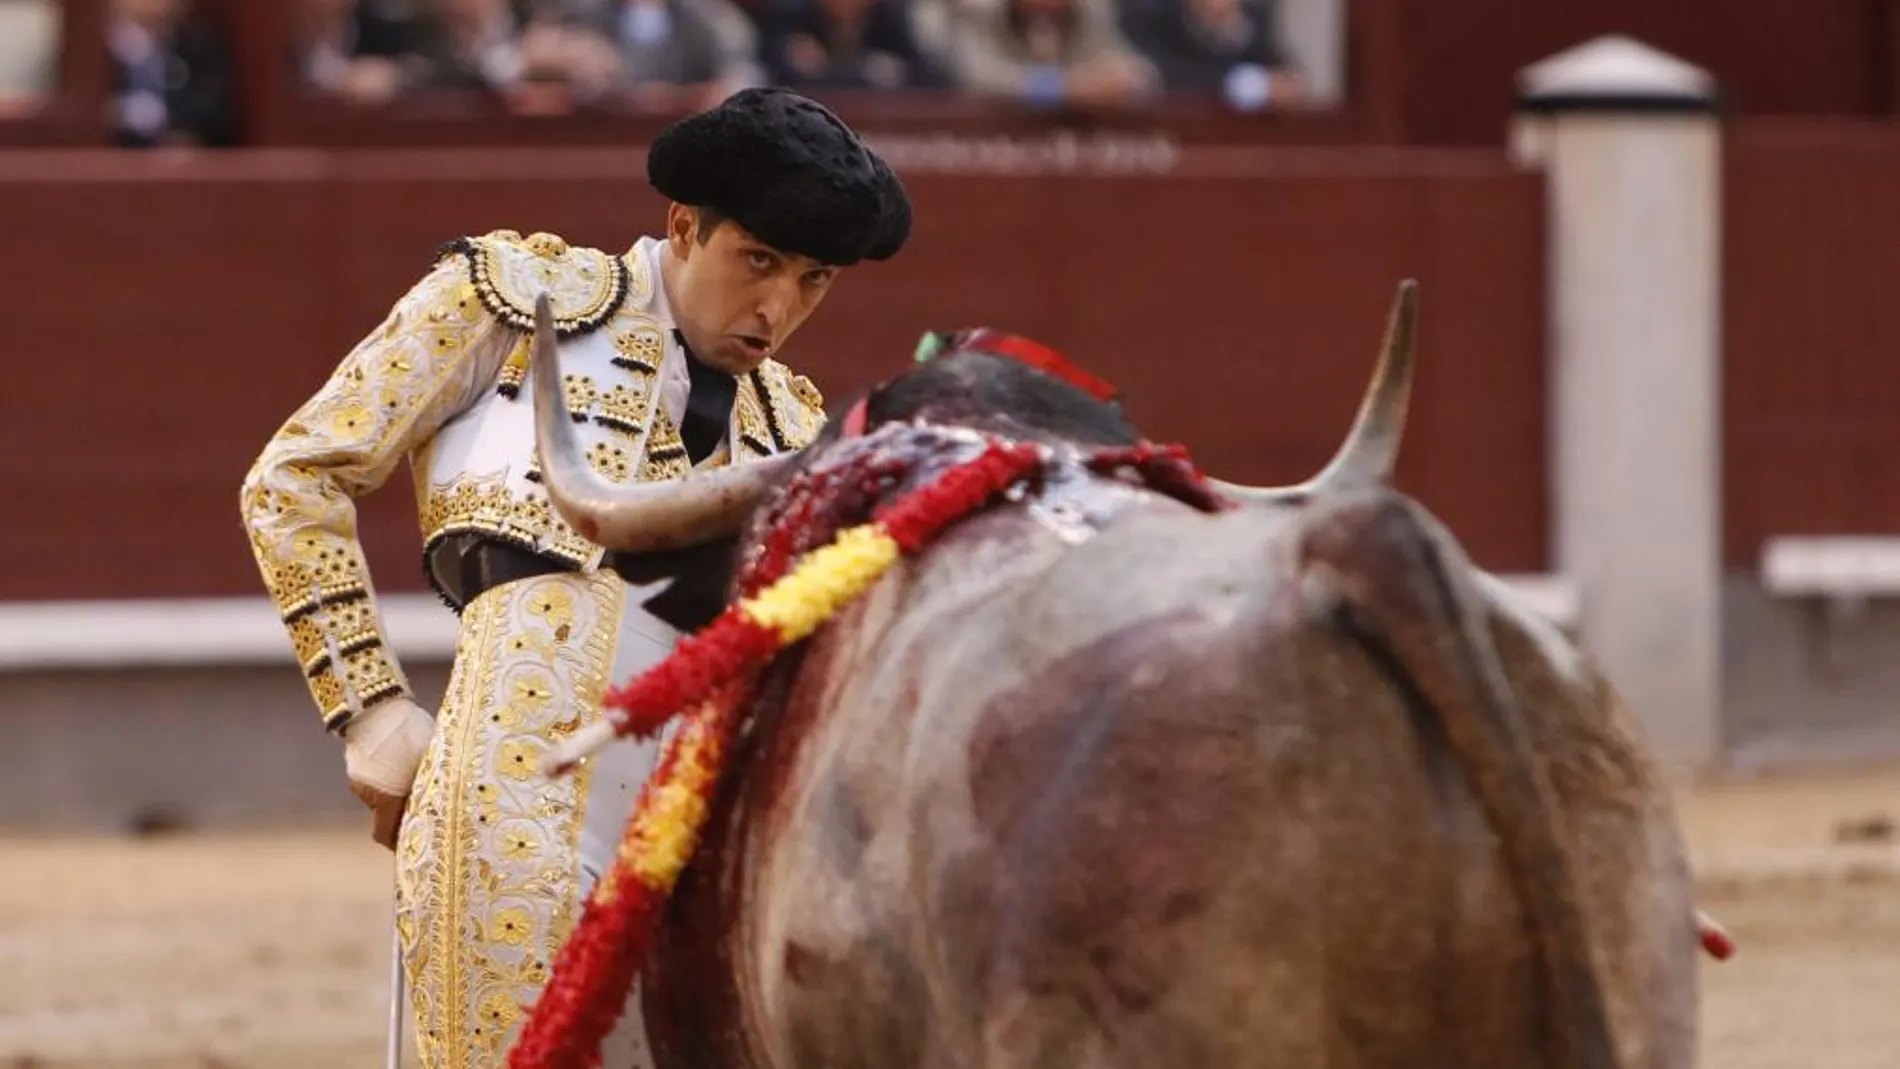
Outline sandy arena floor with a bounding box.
[0,765,1894,1069]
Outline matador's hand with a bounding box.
[343,696,437,850]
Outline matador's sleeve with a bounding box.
[239,256,509,733]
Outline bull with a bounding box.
[527,284,1702,1069]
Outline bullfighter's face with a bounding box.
[662,204,841,375]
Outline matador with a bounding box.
[238,88,912,1068]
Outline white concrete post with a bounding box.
[1277,0,1346,106]
[1510,36,1724,771]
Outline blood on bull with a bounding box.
[516,282,1715,1069]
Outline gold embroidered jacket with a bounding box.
[240,229,828,732]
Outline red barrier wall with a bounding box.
[1723,120,1900,568]
[1371,0,1897,144]
[0,145,1549,601]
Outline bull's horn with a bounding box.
[1211,279,1418,503]
[530,293,798,552]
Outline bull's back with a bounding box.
[903,504,1545,1069]
[646,494,1695,1069]
[923,498,1698,1069]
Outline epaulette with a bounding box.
[435,229,644,340]
[752,360,828,450]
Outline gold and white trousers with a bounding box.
[394,569,683,1069]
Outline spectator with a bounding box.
[945,0,1158,112]
[0,0,57,106]
[404,0,612,99]
[1121,0,1306,111]
[291,0,419,106]
[108,0,237,148]
[758,0,940,91]
[905,0,953,69]
[682,0,772,96]
[758,0,942,91]
[558,0,761,109]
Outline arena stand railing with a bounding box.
[0,0,1407,150]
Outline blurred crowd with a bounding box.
[0,0,1310,147]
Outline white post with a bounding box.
[1511,36,1724,771]
[1277,0,1346,105]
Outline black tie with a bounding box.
[621,332,744,633]
[675,330,738,464]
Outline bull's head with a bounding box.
[530,280,1418,551]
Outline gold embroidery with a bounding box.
[240,257,500,730]
[418,475,601,572]
[497,303,665,508]
[327,597,386,655]
[442,230,637,337]
[522,232,568,259]
[612,323,666,372]
[561,374,599,422]
[397,583,500,1066]
[585,441,634,484]
[640,409,692,482]
[272,533,374,621]
[589,312,667,465]
[395,571,622,1069]
[340,642,405,712]
[310,673,347,725]
[642,450,691,483]
[288,614,328,674]
[752,360,828,450]
[594,381,651,437]
[788,373,824,410]
[497,336,531,399]
[734,375,775,457]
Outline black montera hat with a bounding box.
[647,88,912,267]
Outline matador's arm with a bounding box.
[239,256,510,733]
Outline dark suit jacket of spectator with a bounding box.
[291,2,419,90]
[402,0,548,92]
[111,10,237,147]
[332,4,418,60]
[1121,0,1288,92]
[570,0,730,87]
[758,0,943,90]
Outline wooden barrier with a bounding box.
[0,578,1584,671]
[1723,119,1900,569]
[282,90,1365,149]
[0,143,1549,604]
[1371,0,1900,144]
